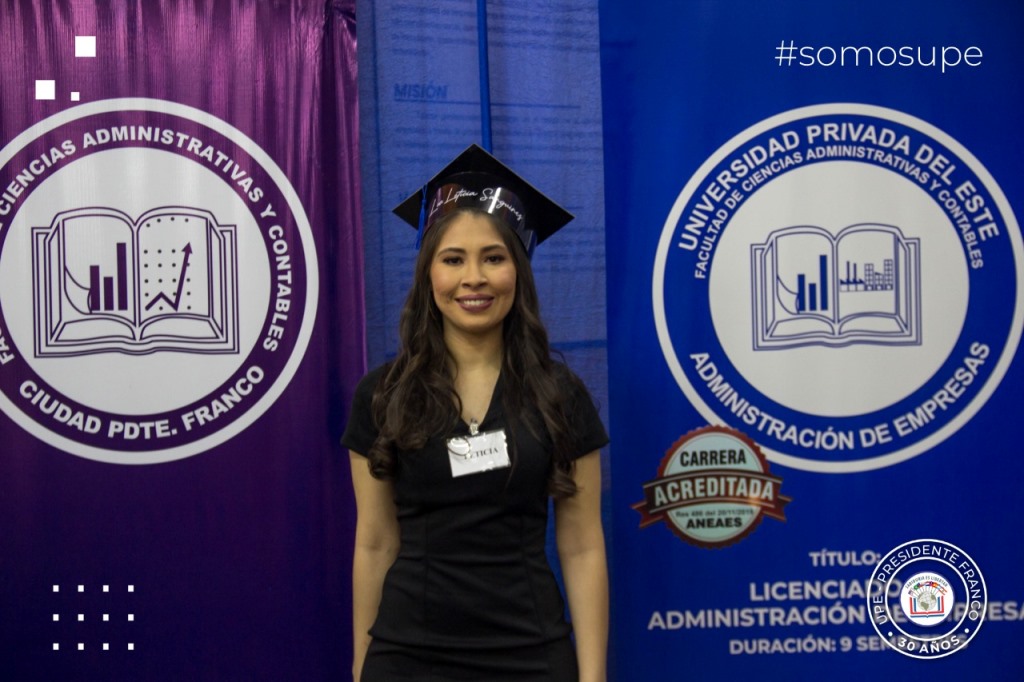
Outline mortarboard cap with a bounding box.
[393,144,573,256]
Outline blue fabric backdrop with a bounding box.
[602,0,1024,679]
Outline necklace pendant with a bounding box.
[469,418,479,436]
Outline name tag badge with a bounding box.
[447,429,511,478]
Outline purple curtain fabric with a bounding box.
[0,1,360,679]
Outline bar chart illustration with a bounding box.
[88,242,130,313]
[32,207,238,356]
[750,224,921,350]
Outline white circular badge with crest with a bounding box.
[0,99,318,464]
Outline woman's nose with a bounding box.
[462,260,486,286]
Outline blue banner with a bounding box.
[602,1,1024,678]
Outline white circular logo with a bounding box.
[0,99,318,464]
[869,539,986,659]
[654,103,1023,472]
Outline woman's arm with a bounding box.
[555,451,609,682]
[350,451,400,682]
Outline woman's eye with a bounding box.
[485,254,506,264]
[442,256,462,265]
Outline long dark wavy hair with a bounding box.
[366,208,581,498]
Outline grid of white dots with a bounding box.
[51,584,136,652]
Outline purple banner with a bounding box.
[0,2,361,680]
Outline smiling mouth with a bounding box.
[456,297,494,309]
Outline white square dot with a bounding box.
[70,91,80,102]
[52,585,60,593]
[52,614,59,622]
[77,643,84,651]
[77,614,84,622]
[127,643,134,651]
[103,643,109,651]
[128,585,134,592]
[102,585,109,592]
[52,643,59,651]
[75,35,96,58]
[35,80,55,100]
[127,614,134,622]
[102,613,109,621]
[77,585,84,592]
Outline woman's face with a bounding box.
[429,212,517,342]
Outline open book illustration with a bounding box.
[32,206,239,357]
[750,224,921,350]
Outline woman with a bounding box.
[343,145,609,681]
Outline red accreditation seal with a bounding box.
[633,425,792,549]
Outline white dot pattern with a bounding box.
[50,583,138,653]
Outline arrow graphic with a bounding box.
[144,243,192,312]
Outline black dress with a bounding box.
[342,364,608,681]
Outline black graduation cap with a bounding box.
[393,144,574,256]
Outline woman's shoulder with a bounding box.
[354,361,394,393]
[532,360,595,410]
[363,361,391,382]
[549,360,586,389]
[546,360,608,451]
[343,362,395,454]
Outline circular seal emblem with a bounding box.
[869,539,986,659]
[0,98,318,464]
[653,103,1023,473]
[632,425,791,549]
[900,572,955,626]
